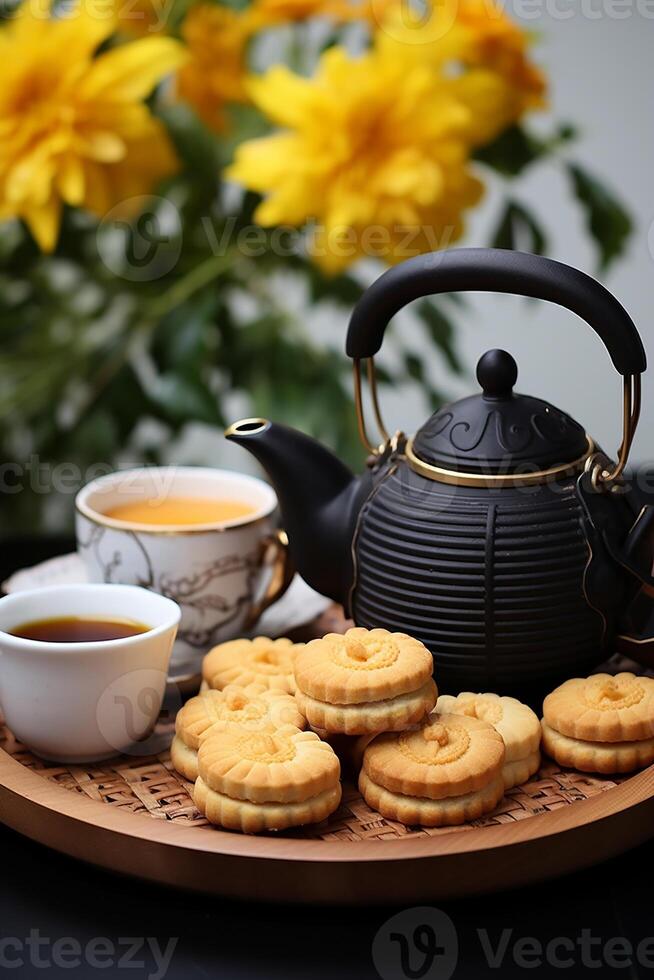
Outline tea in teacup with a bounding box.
[104,497,255,528]
[10,616,151,643]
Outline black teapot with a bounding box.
[227,249,654,693]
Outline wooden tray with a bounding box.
[1,610,654,904]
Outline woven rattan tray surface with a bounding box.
[1,717,653,904]
[1,611,653,903]
[0,721,630,841]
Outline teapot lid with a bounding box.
[410,349,589,476]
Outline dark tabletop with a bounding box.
[1,537,653,980]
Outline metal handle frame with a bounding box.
[355,358,641,491]
[353,357,390,456]
[348,249,646,491]
[587,374,641,490]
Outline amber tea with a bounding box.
[10,617,151,643]
[104,497,255,527]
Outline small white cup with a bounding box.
[0,584,180,763]
[75,467,291,683]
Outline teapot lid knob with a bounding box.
[476,349,518,399]
[413,345,588,475]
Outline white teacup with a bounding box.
[0,584,180,763]
[75,467,291,681]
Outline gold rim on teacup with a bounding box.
[75,466,278,536]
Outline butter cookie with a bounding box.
[202,636,300,694]
[171,684,304,781]
[194,726,342,832]
[359,712,505,826]
[294,628,436,735]
[437,692,541,789]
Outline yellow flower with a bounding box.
[227,46,482,273]
[453,0,546,110]
[176,4,251,132]
[375,0,546,144]
[0,2,184,252]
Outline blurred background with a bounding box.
[442,12,653,464]
[1,0,651,537]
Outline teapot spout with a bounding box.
[225,419,369,606]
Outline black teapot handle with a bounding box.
[347,248,645,485]
[346,248,645,373]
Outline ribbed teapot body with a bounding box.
[351,460,605,695]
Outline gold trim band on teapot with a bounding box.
[353,358,640,492]
[404,434,596,488]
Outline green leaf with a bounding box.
[428,388,447,412]
[98,366,154,443]
[318,30,342,54]
[566,163,633,272]
[475,123,577,178]
[418,300,463,374]
[222,105,272,165]
[152,292,219,374]
[149,372,222,428]
[236,190,265,229]
[404,353,424,383]
[490,200,548,256]
[68,410,119,462]
[217,0,251,12]
[373,364,395,385]
[158,104,221,193]
[288,255,364,306]
[491,203,515,251]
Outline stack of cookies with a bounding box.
[542,672,654,774]
[171,684,305,781]
[194,726,342,833]
[359,712,506,826]
[172,634,344,833]
[437,692,541,790]
[293,627,437,735]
